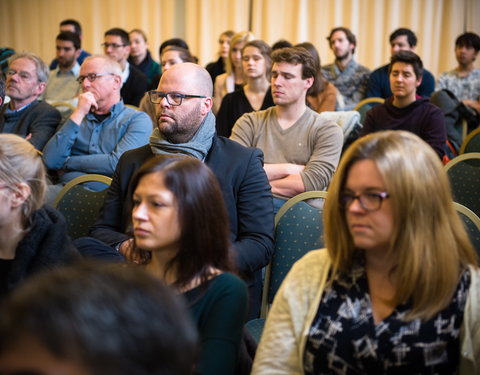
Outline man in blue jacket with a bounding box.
[366,28,435,99]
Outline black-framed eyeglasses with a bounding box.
[76,73,115,84]
[101,42,126,49]
[148,91,207,106]
[340,191,389,212]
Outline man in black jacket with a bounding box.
[86,62,274,319]
[103,28,148,107]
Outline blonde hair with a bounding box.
[324,130,477,320]
[0,134,46,228]
[225,31,255,76]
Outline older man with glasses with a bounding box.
[0,52,61,151]
[80,62,274,320]
[42,55,152,193]
[103,28,148,107]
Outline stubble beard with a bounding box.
[336,50,351,62]
[157,104,203,144]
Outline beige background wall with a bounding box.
[0,0,479,78]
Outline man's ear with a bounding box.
[35,82,46,96]
[200,97,213,115]
[11,183,30,208]
[416,76,422,88]
[75,49,81,60]
[304,76,314,90]
[112,75,122,90]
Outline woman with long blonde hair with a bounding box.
[212,31,255,114]
[253,130,479,374]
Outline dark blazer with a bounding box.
[206,57,225,86]
[0,100,61,151]
[89,136,275,318]
[121,65,148,107]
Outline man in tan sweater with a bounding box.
[231,47,343,212]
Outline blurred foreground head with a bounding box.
[0,262,198,375]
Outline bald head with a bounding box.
[159,63,213,97]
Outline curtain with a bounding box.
[0,0,478,78]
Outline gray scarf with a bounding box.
[149,111,215,161]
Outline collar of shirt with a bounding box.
[54,61,81,77]
[5,100,36,114]
[333,58,357,75]
[85,100,125,121]
[121,62,130,84]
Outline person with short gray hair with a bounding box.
[43,55,152,191]
[0,52,61,151]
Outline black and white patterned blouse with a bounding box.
[304,261,471,374]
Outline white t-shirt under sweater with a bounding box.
[230,106,343,199]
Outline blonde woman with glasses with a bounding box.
[253,130,479,374]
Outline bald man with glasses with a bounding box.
[82,63,274,319]
[43,55,152,191]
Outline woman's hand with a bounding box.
[119,239,150,264]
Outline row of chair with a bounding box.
[445,152,480,219]
[460,127,480,154]
[53,174,112,240]
[52,164,480,345]
[246,187,480,342]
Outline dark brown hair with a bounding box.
[130,156,234,288]
[389,50,423,79]
[327,27,357,54]
[271,46,316,80]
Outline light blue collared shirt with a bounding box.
[42,100,153,183]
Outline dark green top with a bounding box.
[183,272,248,375]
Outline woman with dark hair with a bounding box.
[130,156,248,375]
[0,134,76,298]
[160,45,196,71]
[216,40,274,137]
[296,42,339,112]
[253,131,479,374]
